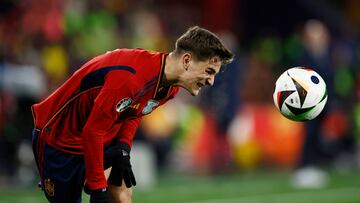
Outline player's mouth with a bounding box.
[197,82,204,88]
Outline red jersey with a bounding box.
[31,48,179,190]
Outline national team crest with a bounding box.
[116,98,133,112]
[44,178,55,197]
[142,100,159,115]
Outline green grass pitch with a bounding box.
[0,169,359,203]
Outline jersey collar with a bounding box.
[153,53,168,99]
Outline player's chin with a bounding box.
[190,88,201,96]
[183,85,201,96]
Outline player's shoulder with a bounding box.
[117,48,166,78]
[107,48,163,58]
[102,48,166,87]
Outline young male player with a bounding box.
[31,26,234,203]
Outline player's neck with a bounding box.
[162,52,180,87]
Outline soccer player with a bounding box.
[31,26,234,203]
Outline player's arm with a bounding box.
[83,72,136,202]
[116,118,142,147]
[82,103,116,202]
[83,71,135,186]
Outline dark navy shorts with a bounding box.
[32,129,114,203]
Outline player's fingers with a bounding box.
[130,171,136,186]
[109,169,123,186]
[124,172,132,188]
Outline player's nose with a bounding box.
[206,76,215,86]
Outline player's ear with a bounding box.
[182,53,192,71]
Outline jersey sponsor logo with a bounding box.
[116,98,133,112]
[142,100,159,115]
[44,178,55,197]
[130,103,140,110]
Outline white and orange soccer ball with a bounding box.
[273,67,327,121]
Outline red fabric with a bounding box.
[32,48,179,190]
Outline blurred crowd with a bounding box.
[1,0,360,188]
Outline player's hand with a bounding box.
[108,142,136,188]
[87,188,111,203]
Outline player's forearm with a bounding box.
[82,127,108,190]
[82,103,118,190]
[116,118,141,147]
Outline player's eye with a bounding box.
[206,69,216,75]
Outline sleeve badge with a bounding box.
[142,100,159,115]
[116,98,133,112]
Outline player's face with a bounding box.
[182,56,222,96]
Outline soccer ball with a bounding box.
[273,67,327,121]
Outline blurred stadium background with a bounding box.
[0,0,360,202]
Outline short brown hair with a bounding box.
[174,26,234,65]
